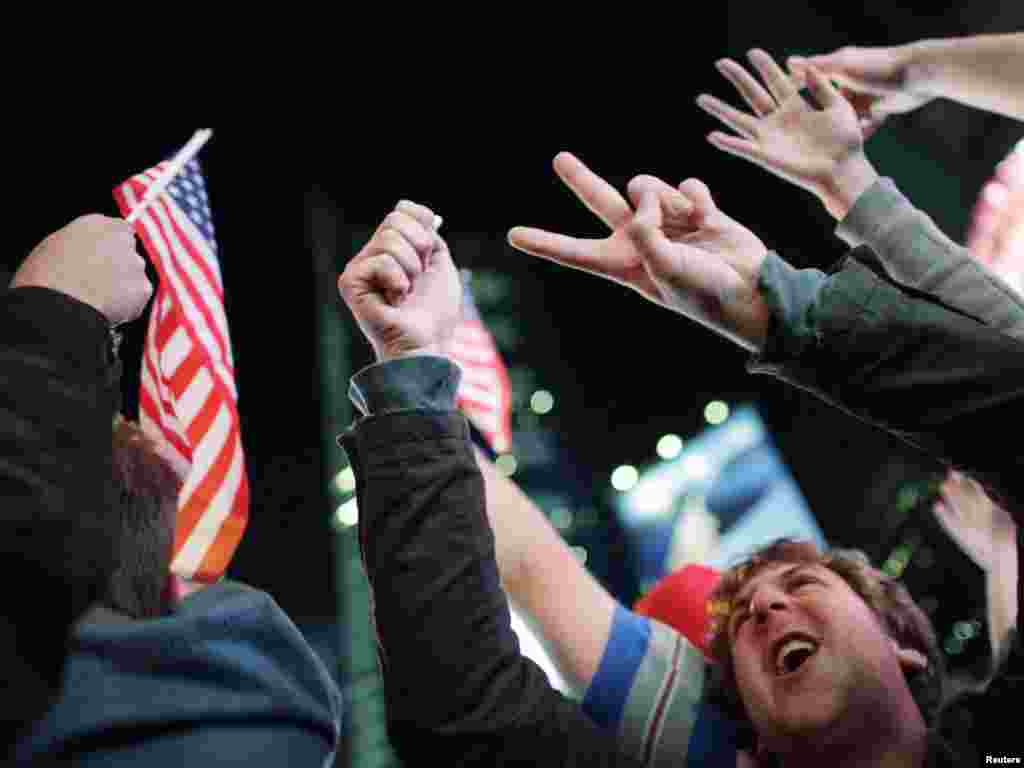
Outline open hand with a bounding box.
[934,471,1016,572]
[787,44,934,136]
[698,49,877,219]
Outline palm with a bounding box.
[762,101,861,185]
[698,53,864,203]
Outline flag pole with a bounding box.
[126,129,213,223]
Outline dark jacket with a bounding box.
[0,287,123,745]
[1,287,343,765]
[344,245,1024,766]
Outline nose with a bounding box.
[748,582,791,625]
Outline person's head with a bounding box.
[706,539,944,760]
[105,417,185,619]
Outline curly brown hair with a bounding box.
[705,539,946,751]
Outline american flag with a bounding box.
[113,158,249,583]
[444,272,513,454]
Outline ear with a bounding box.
[891,639,928,672]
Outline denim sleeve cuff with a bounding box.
[751,251,828,364]
[348,355,461,416]
[836,178,907,248]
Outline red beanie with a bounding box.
[634,563,721,658]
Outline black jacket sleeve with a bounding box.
[0,287,122,739]
[340,408,640,767]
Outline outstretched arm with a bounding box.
[508,152,771,353]
[339,200,641,766]
[698,50,1024,339]
[509,154,1024,516]
[475,446,616,691]
[789,33,1024,126]
[1,214,152,738]
[933,472,1018,664]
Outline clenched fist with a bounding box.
[12,214,152,325]
[339,200,462,361]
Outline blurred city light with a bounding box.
[335,498,359,528]
[334,466,356,494]
[705,401,729,425]
[656,434,684,460]
[612,465,640,492]
[530,390,555,415]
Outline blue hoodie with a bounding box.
[15,581,342,766]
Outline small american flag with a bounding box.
[113,157,249,583]
[444,272,513,454]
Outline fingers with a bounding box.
[507,226,604,273]
[969,180,1009,265]
[804,66,840,109]
[341,251,411,306]
[625,174,693,218]
[789,51,849,83]
[747,49,797,104]
[367,203,445,279]
[626,188,668,257]
[395,199,438,231]
[715,58,776,116]
[375,209,437,253]
[677,179,718,220]
[696,94,760,139]
[706,131,773,170]
[370,227,425,284]
[553,151,633,230]
[969,152,1024,268]
[790,48,882,95]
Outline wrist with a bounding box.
[903,39,946,100]
[376,343,446,363]
[822,152,879,220]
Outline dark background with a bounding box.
[10,6,1024,764]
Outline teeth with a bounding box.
[776,638,817,675]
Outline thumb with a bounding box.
[790,53,840,78]
[795,49,879,93]
[677,178,718,225]
[805,66,840,109]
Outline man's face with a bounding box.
[726,562,911,752]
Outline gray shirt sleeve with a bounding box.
[837,178,1024,338]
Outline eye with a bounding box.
[788,574,820,592]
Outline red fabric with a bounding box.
[634,564,721,657]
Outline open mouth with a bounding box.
[772,634,819,677]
